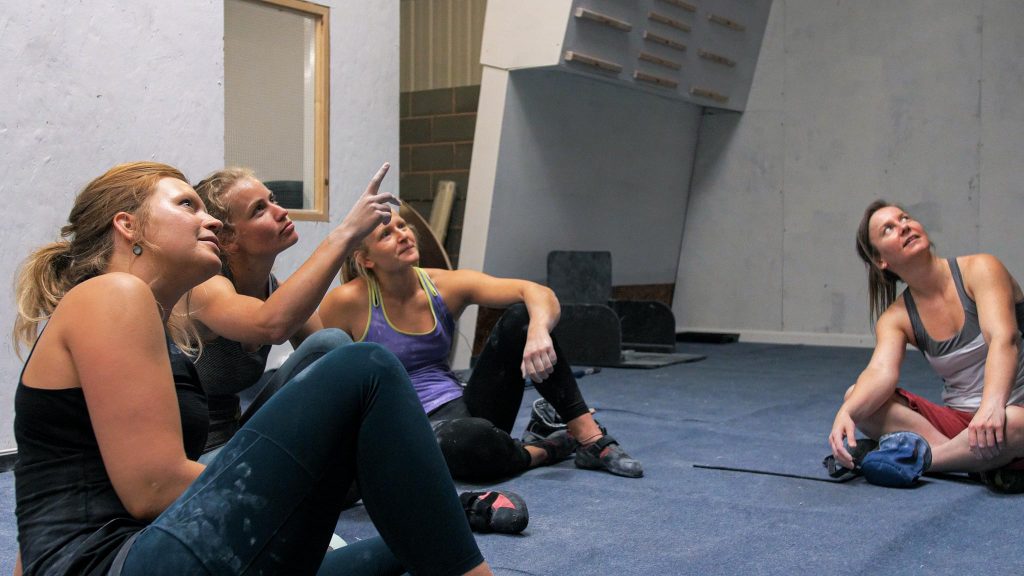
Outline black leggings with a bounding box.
[429,304,589,481]
[122,343,483,576]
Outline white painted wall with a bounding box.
[483,68,701,285]
[454,66,701,366]
[673,0,1024,347]
[0,1,399,450]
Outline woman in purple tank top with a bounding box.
[320,210,643,481]
[826,200,1024,492]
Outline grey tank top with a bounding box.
[902,257,1024,411]
[195,274,278,449]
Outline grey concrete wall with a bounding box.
[482,68,701,285]
[673,0,1024,345]
[0,1,399,450]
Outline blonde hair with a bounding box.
[193,167,257,253]
[13,162,200,356]
[340,216,420,284]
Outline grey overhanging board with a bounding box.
[556,0,772,111]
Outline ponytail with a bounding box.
[13,242,77,356]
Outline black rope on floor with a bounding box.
[692,463,855,483]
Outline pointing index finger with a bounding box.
[363,163,391,195]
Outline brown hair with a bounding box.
[855,199,905,324]
[13,162,199,355]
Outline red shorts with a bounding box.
[896,388,1024,470]
[895,388,974,439]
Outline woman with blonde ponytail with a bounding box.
[319,209,644,482]
[13,162,493,576]
[186,163,395,452]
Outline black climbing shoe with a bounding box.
[574,435,643,478]
[460,490,529,534]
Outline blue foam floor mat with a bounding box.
[4,342,1023,575]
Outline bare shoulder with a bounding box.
[324,277,368,305]
[959,253,1010,278]
[26,274,163,389]
[425,268,489,290]
[63,273,158,316]
[959,253,1021,298]
[58,273,163,338]
[877,296,913,345]
[320,277,369,334]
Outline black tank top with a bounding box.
[14,336,208,576]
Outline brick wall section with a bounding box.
[400,85,480,266]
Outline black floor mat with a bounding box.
[616,349,706,368]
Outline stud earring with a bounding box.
[132,244,143,256]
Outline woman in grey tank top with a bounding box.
[827,200,1024,492]
[185,163,396,452]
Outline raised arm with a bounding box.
[61,274,203,520]
[434,269,560,382]
[963,254,1021,459]
[187,164,393,346]
[829,307,908,468]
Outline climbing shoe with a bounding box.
[574,435,643,478]
[980,468,1024,494]
[460,490,529,534]
[525,398,606,437]
[822,438,879,479]
[522,428,578,464]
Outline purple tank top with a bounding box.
[358,268,463,413]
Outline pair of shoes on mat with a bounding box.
[823,432,930,487]
[460,490,529,534]
[525,399,642,478]
[522,428,578,464]
[980,468,1024,494]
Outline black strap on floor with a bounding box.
[692,463,856,483]
[693,463,980,486]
